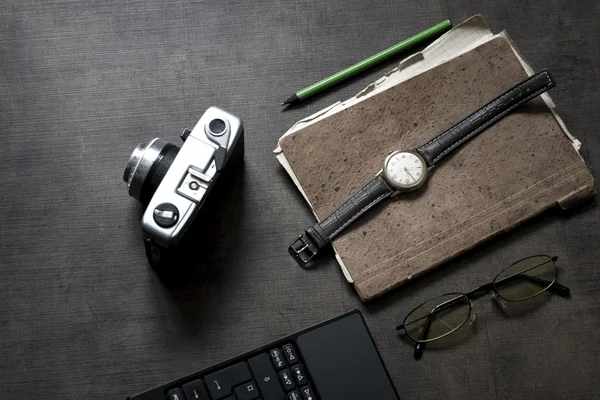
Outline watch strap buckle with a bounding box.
[289,235,318,267]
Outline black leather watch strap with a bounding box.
[289,175,395,267]
[415,70,555,167]
[289,70,556,268]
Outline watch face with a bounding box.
[383,151,428,190]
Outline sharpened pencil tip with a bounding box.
[281,93,300,106]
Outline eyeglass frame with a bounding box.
[396,255,570,360]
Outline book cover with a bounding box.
[278,34,595,301]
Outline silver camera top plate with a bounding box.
[141,107,243,247]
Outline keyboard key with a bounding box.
[182,379,210,400]
[205,362,252,399]
[279,368,295,390]
[234,381,259,400]
[269,348,286,370]
[288,390,301,400]
[282,344,298,364]
[291,365,307,386]
[248,353,285,400]
[300,385,316,400]
[166,388,184,400]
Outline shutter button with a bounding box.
[180,128,191,141]
[153,203,179,228]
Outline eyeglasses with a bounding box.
[396,255,570,359]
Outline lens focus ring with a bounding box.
[123,143,148,184]
[124,138,167,201]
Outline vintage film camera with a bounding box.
[123,107,244,268]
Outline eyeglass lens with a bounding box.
[403,294,470,343]
[493,255,556,301]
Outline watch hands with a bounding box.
[404,167,417,182]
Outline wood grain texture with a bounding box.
[1,1,599,399]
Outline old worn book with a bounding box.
[276,20,595,301]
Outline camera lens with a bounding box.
[123,138,180,204]
[208,118,227,136]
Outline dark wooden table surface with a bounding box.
[1,1,599,399]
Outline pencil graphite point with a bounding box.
[281,93,300,106]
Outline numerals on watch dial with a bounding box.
[383,151,427,190]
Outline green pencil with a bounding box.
[281,19,452,106]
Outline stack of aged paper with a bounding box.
[274,15,595,301]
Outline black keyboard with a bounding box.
[128,310,400,400]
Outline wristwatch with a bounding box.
[289,70,555,267]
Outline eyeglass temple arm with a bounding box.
[518,274,570,297]
[397,295,467,359]
[544,256,570,296]
[493,263,570,297]
[396,319,431,360]
[412,316,433,359]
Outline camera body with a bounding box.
[123,107,244,266]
